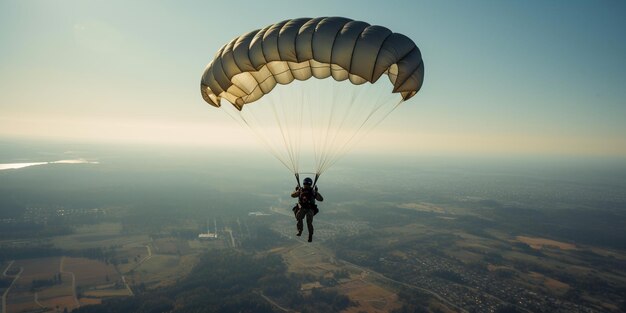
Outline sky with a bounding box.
[1,0,625,158]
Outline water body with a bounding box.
[0,159,98,171]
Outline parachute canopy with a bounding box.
[201,17,424,110]
[200,17,424,179]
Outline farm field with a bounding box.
[278,242,437,313]
[4,257,77,313]
[516,235,578,250]
[115,244,152,274]
[340,278,402,313]
[63,257,120,288]
[50,222,152,251]
[153,237,191,255]
[12,257,60,283]
[1,218,213,313]
[2,252,201,312]
[83,289,132,298]
[127,254,199,288]
[52,233,151,251]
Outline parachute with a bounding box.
[200,17,424,184]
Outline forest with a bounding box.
[73,249,352,313]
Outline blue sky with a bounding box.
[1,0,625,157]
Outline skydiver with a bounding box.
[291,177,323,242]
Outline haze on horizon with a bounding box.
[1,0,625,158]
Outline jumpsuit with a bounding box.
[291,186,323,241]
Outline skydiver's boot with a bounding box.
[308,233,313,242]
[296,231,302,236]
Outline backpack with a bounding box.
[294,187,319,216]
[299,187,316,207]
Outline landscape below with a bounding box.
[1,142,625,313]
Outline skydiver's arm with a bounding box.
[315,191,324,202]
[291,187,300,198]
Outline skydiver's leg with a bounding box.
[296,209,304,236]
[306,210,314,242]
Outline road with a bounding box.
[2,261,23,313]
[121,276,134,296]
[257,291,295,313]
[1,262,14,277]
[225,227,236,248]
[60,257,80,308]
[133,244,153,270]
[144,245,152,260]
[118,244,153,297]
[34,292,45,310]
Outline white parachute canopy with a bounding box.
[200,17,424,181]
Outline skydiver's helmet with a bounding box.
[303,177,313,187]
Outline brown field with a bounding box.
[13,257,60,285]
[38,295,78,312]
[544,277,570,294]
[448,232,507,262]
[503,251,546,263]
[457,231,512,249]
[53,233,150,250]
[124,245,150,258]
[7,297,40,312]
[279,243,404,313]
[128,254,180,285]
[589,247,626,261]
[123,253,198,289]
[5,258,78,313]
[389,251,408,259]
[51,223,124,250]
[487,264,515,272]
[90,282,117,290]
[153,238,191,255]
[7,291,41,313]
[136,254,179,273]
[527,272,569,295]
[518,272,570,297]
[4,255,136,312]
[381,223,430,236]
[9,292,76,313]
[37,278,73,299]
[63,257,120,287]
[75,222,123,234]
[566,265,595,276]
[79,297,103,305]
[580,293,625,313]
[268,246,288,253]
[561,263,625,290]
[283,244,343,276]
[116,245,151,273]
[516,236,577,250]
[397,202,446,213]
[428,302,458,313]
[339,279,401,313]
[444,249,483,263]
[300,281,323,290]
[83,289,132,297]
[188,238,226,250]
[437,216,457,220]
